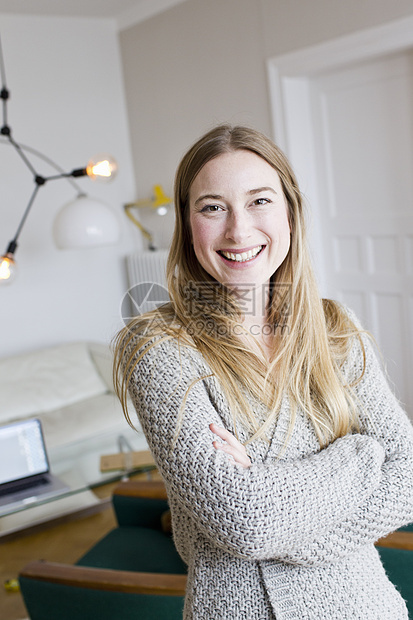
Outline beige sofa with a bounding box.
[0,341,147,474]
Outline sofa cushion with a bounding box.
[38,392,128,448]
[76,526,187,574]
[88,342,115,392]
[0,342,108,424]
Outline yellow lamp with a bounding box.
[124,185,172,250]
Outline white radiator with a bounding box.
[126,250,168,289]
[124,251,169,319]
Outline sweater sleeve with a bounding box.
[278,325,413,567]
[127,336,385,561]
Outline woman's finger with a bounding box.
[213,441,251,467]
[210,423,244,448]
[210,423,251,467]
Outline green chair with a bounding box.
[19,480,187,620]
[376,523,413,619]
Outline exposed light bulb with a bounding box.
[86,154,118,182]
[0,253,17,284]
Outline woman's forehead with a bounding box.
[189,150,282,201]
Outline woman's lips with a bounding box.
[218,245,264,263]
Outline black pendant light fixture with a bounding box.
[0,34,119,285]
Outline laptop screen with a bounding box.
[0,419,49,485]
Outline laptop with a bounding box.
[0,418,69,516]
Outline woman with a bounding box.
[114,125,413,619]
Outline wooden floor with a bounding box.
[0,501,117,620]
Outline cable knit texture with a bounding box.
[126,309,413,619]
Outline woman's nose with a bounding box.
[224,211,251,243]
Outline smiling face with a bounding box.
[188,149,291,293]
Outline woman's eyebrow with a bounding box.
[194,193,223,206]
[247,186,277,196]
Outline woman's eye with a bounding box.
[201,204,223,213]
[253,197,270,206]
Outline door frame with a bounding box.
[266,15,413,292]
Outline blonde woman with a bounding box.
[114,125,413,619]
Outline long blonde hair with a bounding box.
[114,125,364,448]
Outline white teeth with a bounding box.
[221,246,262,262]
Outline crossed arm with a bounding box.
[209,328,413,566]
[127,335,412,564]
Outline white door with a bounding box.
[308,52,413,414]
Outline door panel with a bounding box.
[310,52,413,413]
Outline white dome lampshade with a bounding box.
[53,195,120,249]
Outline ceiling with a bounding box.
[0,0,187,29]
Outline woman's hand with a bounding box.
[210,423,252,468]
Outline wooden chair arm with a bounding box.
[20,561,186,596]
[113,479,167,501]
[376,531,413,551]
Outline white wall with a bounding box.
[260,0,413,58]
[0,15,141,357]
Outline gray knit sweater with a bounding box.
[127,312,413,619]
